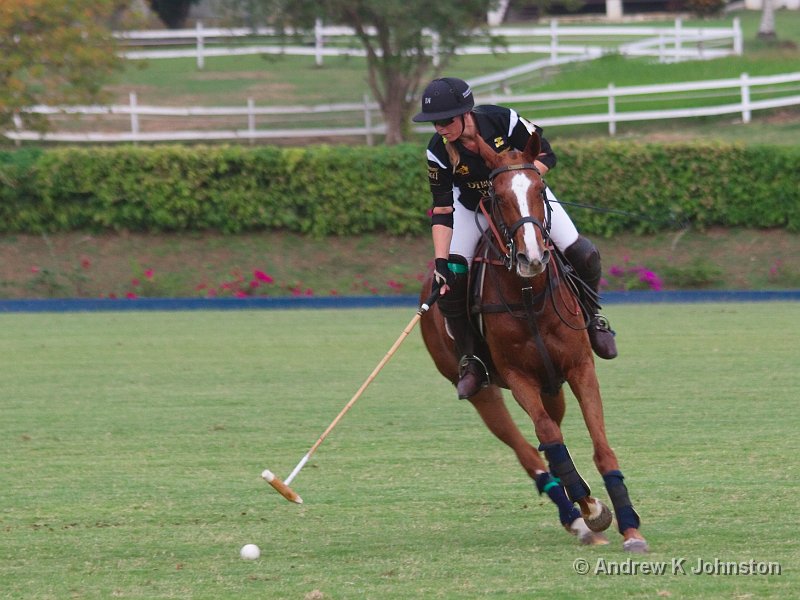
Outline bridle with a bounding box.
[481,162,553,273]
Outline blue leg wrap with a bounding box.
[539,442,591,502]
[535,472,581,526]
[602,470,641,533]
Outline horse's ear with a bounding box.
[475,134,502,170]
[524,132,541,164]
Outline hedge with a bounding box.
[0,142,798,236]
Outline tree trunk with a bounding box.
[758,0,777,41]
[382,92,410,145]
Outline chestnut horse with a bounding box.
[419,133,648,552]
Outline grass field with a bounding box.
[1,303,798,599]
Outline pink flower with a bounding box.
[30,266,40,273]
[609,265,624,277]
[81,257,91,269]
[195,282,207,290]
[126,292,137,299]
[144,269,154,279]
[254,270,273,283]
[235,291,248,298]
[387,280,403,290]
[330,289,339,295]
[249,280,260,288]
[304,288,313,296]
[131,278,140,287]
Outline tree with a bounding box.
[148,0,202,29]
[241,0,496,144]
[757,0,777,41]
[0,0,122,135]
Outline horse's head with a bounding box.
[477,133,551,279]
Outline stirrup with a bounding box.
[456,355,490,399]
[592,314,615,335]
[589,314,617,360]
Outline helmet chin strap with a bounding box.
[456,114,467,138]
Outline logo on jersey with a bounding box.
[494,137,504,148]
[455,165,470,176]
[427,166,439,181]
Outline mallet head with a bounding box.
[261,469,303,504]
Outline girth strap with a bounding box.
[521,286,563,396]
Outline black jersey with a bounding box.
[424,105,556,225]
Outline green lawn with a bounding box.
[1,303,797,598]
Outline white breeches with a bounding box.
[449,186,579,265]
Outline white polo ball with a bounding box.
[240,543,261,560]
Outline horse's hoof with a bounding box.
[567,518,610,546]
[584,500,613,532]
[623,538,650,554]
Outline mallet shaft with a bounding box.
[266,285,441,502]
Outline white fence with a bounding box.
[8,72,800,143]
[115,18,743,71]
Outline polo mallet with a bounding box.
[262,284,442,505]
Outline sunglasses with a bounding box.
[433,117,454,127]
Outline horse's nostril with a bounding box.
[517,252,530,266]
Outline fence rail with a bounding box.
[8,72,799,143]
[115,18,743,70]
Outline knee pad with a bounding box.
[438,255,469,318]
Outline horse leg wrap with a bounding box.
[602,470,641,533]
[535,472,581,526]
[539,443,591,502]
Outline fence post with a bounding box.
[550,19,559,62]
[431,31,441,68]
[247,98,256,144]
[129,92,139,142]
[658,33,666,64]
[740,72,751,124]
[607,83,616,136]
[12,112,22,147]
[363,94,373,146]
[315,18,324,67]
[674,17,682,62]
[733,17,743,56]
[196,21,205,70]
[698,27,705,60]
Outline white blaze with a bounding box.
[510,173,542,262]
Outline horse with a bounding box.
[419,132,649,553]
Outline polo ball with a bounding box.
[240,543,260,560]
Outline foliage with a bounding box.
[148,0,201,28]
[0,0,122,135]
[683,0,727,17]
[0,142,797,236]
[228,0,495,143]
[659,257,724,288]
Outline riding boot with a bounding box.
[563,236,617,360]
[438,256,489,399]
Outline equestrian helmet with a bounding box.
[412,77,474,122]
